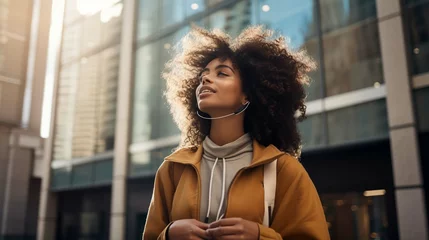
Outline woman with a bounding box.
[143,26,330,240]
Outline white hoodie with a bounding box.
[199,133,253,223]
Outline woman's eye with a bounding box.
[218,72,228,77]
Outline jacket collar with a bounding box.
[165,139,284,167]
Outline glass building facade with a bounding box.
[42,0,429,239]
[51,0,122,190]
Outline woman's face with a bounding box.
[196,58,247,117]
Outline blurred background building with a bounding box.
[0,0,52,239]
[1,0,428,239]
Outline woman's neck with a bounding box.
[209,115,245,146]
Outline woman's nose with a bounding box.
[202,75,213,84]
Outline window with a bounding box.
[53,63,79,161]
[185,0,205,16]
[184,0,225,16]
[327,100,388,145]
[321,191,389,240]
[299,114,325,149]
[129,151,151,177]
[71,164,93,187]
[62,1,123,62]
[53,0,122,162]
[320,0,377,33]
[64,0,80,24]
[160,0,185,29]
[51,159,113,190]
[61,23,83,64]
[404,0,429,75]
[94,160,113,184]
[415,87,429,132]
[198,0,252,38]
[156,32,187,138]
[321,0,383,97]
[323,21,383,96]
[129,146,175,177]
[81,2,123,55]
[132,29,186,144]
[51,168,72,189]
[53,46,120,161]
[136,0,160,40]
[132,41,161,143]
[258,0,322,100]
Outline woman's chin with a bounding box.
[197,101,215,112]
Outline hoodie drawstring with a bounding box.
[205,157,226,223]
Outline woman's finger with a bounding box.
[193,225,210,239]
[208,218,241,228]
[192,219,209,230]
[207,226,238,238]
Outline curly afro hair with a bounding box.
[163,26,316,157]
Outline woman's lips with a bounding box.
[199,91,214,99]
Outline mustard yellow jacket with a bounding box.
[143,140,330,240]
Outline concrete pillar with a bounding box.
[109,0,136,239]
[36,0,64,237]
[377,0,428,239]
[26,0,52,133]
[0,126,11,235]
[1,131,34,239]
[36,95,59,240]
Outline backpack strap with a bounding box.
[263,159,277,227]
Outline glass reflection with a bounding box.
[132,29,186,144]
[53,46,120,160]
[404,0,429,6]
[298,114,324,149]
[258,0,322,100]
[137,0,160,40]
[185,0,205,16]
[61,23,83,63]
[184,0,225,16]
[64,0,80,24]
[62,1,122,64]
[320,0,382,96]
[132,42,160,143]
[64,0,123,25]
[320,0,377,33]
[72,164,92,187]
[406,2,429,74]
[415,87,429,132]
[160,0,185,29]
[321,192,389,240]
[157,30,188,138]
[130,146,175,177]
[327,100,388,145]
[198,0,252,38]
[323,22,383,96]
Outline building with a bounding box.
[37,0,429,239]
[0,0,53,239]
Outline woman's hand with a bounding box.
[206,218,259,240]
[168,219,210,240]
